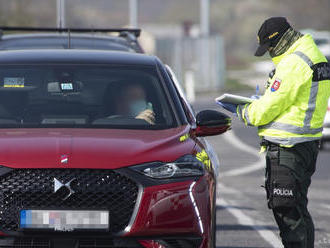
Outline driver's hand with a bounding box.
[136,109,155,125]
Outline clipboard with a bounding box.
[215,93,253,105]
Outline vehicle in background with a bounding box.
[301,29,330,58]
[321,98,330,150]
[0,49,230,248]
[0,27,144,53]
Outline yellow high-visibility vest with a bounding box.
[237,34,330,147]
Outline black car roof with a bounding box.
[0,33,139,52]
[0,49,157,65]
[1,33,129,41]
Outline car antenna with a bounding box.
[68,28,71,49]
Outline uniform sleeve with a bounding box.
[237,55,313,127]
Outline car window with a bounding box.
[0,65,174,129]
[165,66,196,125]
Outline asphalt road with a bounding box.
[194,97,330,248]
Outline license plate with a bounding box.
[20,210,109,231]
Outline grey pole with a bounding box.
[200,0,210,36]
[200,0,211,89]
[129,0,138,28]
[57,0,66,28]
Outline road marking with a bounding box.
[320,204,330,210]
[220,131,265,177]
[221,159,265,177]
[217,182,283,248]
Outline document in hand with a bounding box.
[215,93,253,105]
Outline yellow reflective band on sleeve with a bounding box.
[236,105,243,121]
[239,103,252,126]
[241,108,248,126]
[243,105,253,126]
[237,104,250,125]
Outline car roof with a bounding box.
[1,33,129,41]
[0,33,140,52]
[0,49,157,65]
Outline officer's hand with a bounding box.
[218,102,238,116]
[136,109,155,125]
[251,95,261,100]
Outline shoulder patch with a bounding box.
[271,79,281,92]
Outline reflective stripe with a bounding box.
[243,107,253,126]
[263,136,320,146]
[237,105,244,120]
[260,51,323,136]
[238,104,252,126]
[293,51,314,67]
[304,81,319,128]
[259,122,322,134]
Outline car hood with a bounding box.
[0,126,196,169]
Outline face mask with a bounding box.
[129,100,147,116]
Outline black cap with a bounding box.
[255,17,291,56]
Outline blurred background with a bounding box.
[0,0,329,99]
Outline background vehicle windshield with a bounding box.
[0,65,174,129]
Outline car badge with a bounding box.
[54,178,76,200]
[61,154,69,164]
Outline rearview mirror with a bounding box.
[193,110,231,137]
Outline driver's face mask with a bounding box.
[129,99,147,116]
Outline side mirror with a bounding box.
[193,110,231,137]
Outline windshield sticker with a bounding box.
[4,77,25,88]
[61,83,74,91]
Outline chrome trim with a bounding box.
[189,181,204,234]
[119,183,144,235]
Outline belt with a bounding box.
[260,138,319,150]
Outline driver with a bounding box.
[115,83,155,125]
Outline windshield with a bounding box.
[0,65,174,129]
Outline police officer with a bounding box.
[220,17,330,248]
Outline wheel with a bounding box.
[319,140,324,150]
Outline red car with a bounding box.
[0,49,231,248]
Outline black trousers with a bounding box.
[265,140,319,248]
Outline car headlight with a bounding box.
[131,155,205,179]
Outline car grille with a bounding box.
[0,238,201,248]
[0,238,51,248]
[0,169,139,233]
[162,239,202,248]
[0,238,143,248]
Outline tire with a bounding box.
[320,140,324,150]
